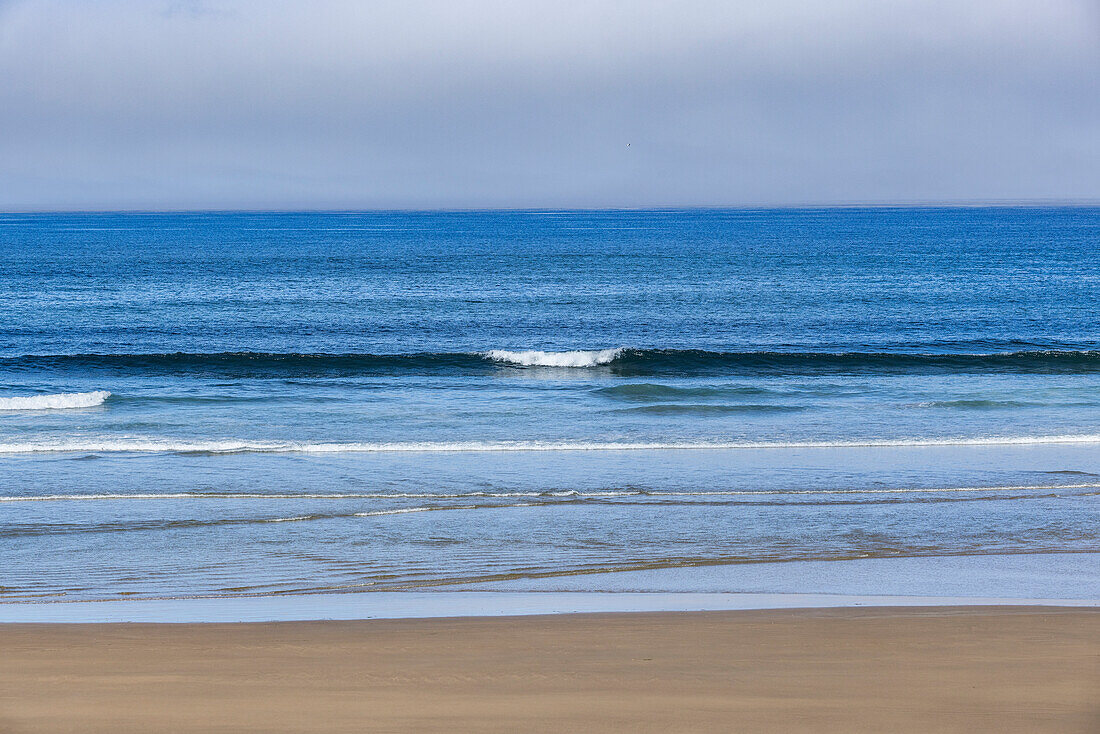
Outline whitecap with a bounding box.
[484,348,622,367]
[0,390,110,411]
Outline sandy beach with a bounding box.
[1,606,1097,733]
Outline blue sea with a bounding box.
[2,207,1099,609]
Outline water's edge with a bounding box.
[4,592,1097,624]
[7,553,1097,623]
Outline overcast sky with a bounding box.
[1,0,1098,210]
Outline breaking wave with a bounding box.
[485,348,623,367]
[0,390,110,411]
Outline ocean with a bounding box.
[2,207,1099,606]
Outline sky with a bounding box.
[0,0,1098,211]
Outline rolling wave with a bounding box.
[5,348,1100,376]
[3,435,1100,455]
[0,390,110,411]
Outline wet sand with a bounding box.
[1,606,1097,733]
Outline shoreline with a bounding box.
[2,606,1097,733]
[2,590,1099,624]
[4,552,1097,623]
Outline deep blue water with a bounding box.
[1,208,1099,602]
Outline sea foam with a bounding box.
[485,348,622,367]
[0,390,110,411]
[3,434,1100,454]
[3,482,1097,503]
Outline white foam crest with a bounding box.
[4,434,1100,455]
[485,348,623,367]
[352,506,435,517]
[0,390,110,411]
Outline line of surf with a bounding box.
[6,348,1100,375]
[4,434,1100,455]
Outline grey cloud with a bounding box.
[0,0,1098,209]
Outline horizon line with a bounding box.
[2,201,1100,215]
[3,199,1100,216]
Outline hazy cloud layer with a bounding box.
[1,0,1098,210]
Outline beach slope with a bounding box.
[1,606,1097,733]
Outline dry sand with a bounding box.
[1,606,1097,733]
